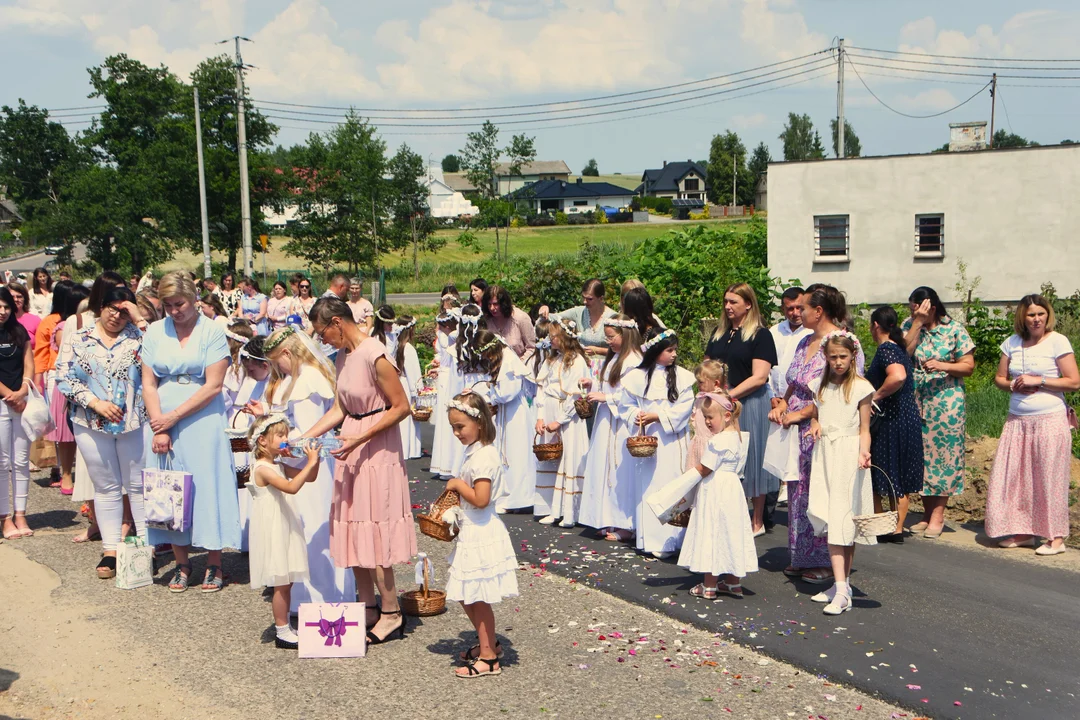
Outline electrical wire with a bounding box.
[847,45,1080,63]
[844,56,1080,80]
[996,85,1014,132]
[846,57,992,119]
[844,51,1080,72]
[252,49,834,115]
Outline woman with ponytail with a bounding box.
[619,328,695,558]
[448,304,487,476]
[428,309,459,478]
[392,315,422,460]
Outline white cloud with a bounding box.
[740,0,830,61]
[894,88,958,112]
[897,10,1080,60]
[0,2,78,32]
[733,112,768,129]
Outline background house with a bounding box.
[0,188,23,232]
[425,167,479,218]
[495,160,571,195]
[509,178,635,213]
[636,160,708,200]
[767,143,1080,304]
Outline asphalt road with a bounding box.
[407,424,1080,720]
[0,244,88,275]
[387,292,440,306]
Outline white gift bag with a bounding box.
[645,468,704,526]
[762,424,800,482]
[20,382,54,442]
[115,537,154,590]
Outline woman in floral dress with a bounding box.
[902,286,975,538]
[769,285,863,585]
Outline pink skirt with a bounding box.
[46,381,75,443]
[984,410,1072,540]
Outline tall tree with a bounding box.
[285,111,388,275]
[992,129,1036,149]
[387,143,442,281]
[746,142,771,205]
[581,158,599,176]
[706,130,751,206]
[502,133,536,258]
[441,153,461,172]
[459,120,501,200]
[829,118,862,158]
[779,112,826,161]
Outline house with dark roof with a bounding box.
[635,160,708,202]
[507,178,635,213]
[495,160,571,195]
[0,194,24,231]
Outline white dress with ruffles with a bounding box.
[474,347,535,512]
[248,459,309,588]
[445,443,520,604]
[429,330,457,477]
[535,354,590,524]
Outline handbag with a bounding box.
[115,536,154,590]
[30,437,57,469]
[20,382,55,442]
[762,424,799,480]
[142,454,194,533]
[868,400,884,435]
[298,602,366,658]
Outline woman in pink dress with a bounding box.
[303,296,416,645]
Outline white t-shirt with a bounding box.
[1000,332,1074,416]
[769,321,811,399]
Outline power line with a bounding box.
[844,50,1080,72]
[844,56,1080,80]
[252,49,834,115]
[848,45,1080,63]
[997,86,1014,132]
[846,57,992,118]
[49,104,106,112]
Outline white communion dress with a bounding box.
[247,459,309,589]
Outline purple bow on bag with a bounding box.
[307,612,359,646]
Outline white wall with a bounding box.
[530,194,634,212]
[767,145,1080,304]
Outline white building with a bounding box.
[767,144,1080,304]
[508,178,635,213]
[425,167,479,218]
[495,160,571,195]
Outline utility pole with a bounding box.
[989,72,997,148]
[731,152,736,208]
[194,87,212,280]
[837,38,846,159]
[221,35,254,276]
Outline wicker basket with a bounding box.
[533,431,563,462]
[667,508,691,528]
[235,465,250,489]
[226,411,251,453]
[852,464,899,539]
[626,423,658,458]
[416,488,461,542]
[400,557,446,617]
[411,406,433,422]
[574,396,595,419]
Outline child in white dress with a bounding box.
[448,304,486,477]
[806,331,876,615]
[526,319,552,516]
[246,413,321,649]
[619,329,695,558]
[677,392,758,599]
[535,318,590,528]
[392,315,423,460]
[230,337,270,551]
[444,392,519,679]
[429,310,459,478]
[579,314,642,540]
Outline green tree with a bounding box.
[746,142,771,205]
[992,129,1036,149]
[502,132,536,258]
[460,120,501,200]
[706,130,751,205]
[269,143,311,169]
[779,112,826,161]
[285,111,388,275]
[829,118,862,158]
[387,142,442,281]
[931,142,950,153]
[441,153,461,172]
[581,158,599,176]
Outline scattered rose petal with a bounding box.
[906,684,921,690]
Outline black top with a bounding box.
[0,337,23,393]
[704,325,777,388]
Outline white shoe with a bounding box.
[811,584,837,603]
[823,594,852,615]
[538,515,558,525]
[752,527,766,538]
[495,507,507,515]
[558,519,577,528]
[651,551,675,559]
[1035,543,1066,556]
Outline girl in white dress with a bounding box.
[448,304,487,477]
[228,337,270,551]
[222,319,255,410]
[392,315,422,460]
[429,310,459,478]
[579,314,642,540]
[535,318,589,528]
[526,319,552,517]
[258,327,355,611]
[444,392,519,678]
[619,329,695,558]
[805,331,876,616]
[678,392,758,599]
[473,330,534,513]
[246,413,320,650]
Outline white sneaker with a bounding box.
[651,551,675,559]
[538,515,558,525]
[558,519,577,528]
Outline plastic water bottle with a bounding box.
[278,437,343,459]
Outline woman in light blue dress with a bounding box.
[142,272,240,594]
[235,276,269,335]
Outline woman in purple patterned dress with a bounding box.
[769,285,863,585]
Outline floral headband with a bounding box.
[393,317,417,331]
[820,329,861,355]
[448,400,481,418]
[536,337,552,350]
[264,326,297,353]
[642,329,676,352]
[436,312,458,324]
[375,308,395,323]
[249,412,289,439]
[479,336,504,353]
[556,317,579,339]
[224,328,250,343]
[440,293,457,302]
[603,318,638,330]
[459,312,481,327]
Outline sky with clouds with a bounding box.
[3,0,1080,173]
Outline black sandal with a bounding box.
[459,641,504,662]
[456,656,502,679]
[96,555,116,579]
[366,609,405,645]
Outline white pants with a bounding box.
[73,424,149,551]
[0,402,30,517]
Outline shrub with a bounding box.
[567,212,594,225]
[595,207,608,224]
[630,196,643,212]
[526,214,556,227]
[555,211,568,225]
[609,211,633,223]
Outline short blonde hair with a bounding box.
[157,271,198,303]
[1014,294,1056,339]
[695,359,729,387]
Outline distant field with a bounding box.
[567,173,641,190]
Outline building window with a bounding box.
[573,200,588,206]
[684,178,700,191]
[915,214,944,255]
[814,215,849,259]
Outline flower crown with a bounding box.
[440,293,457,302]
[642,329,676,352]
[375,308,395,323]
[238,340,267,362]
[224,328,250,343]
[603,317,638,330]
[393,317,417,331]
[820,329,861,354]
[556,317,579,339]
[436,312,457,324]
[250,412,289,439]
[459,310,481,326]
[448,399,481,418]
[264,326,297,353]
[479,336,504,353]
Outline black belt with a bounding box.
[347,405,389,420]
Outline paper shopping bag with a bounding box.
[142,458,194,532]
[30,438,57,469]
[762,424,800,482]
[115,537,154,589]
[298,603,366,659]
[646,468,704,526]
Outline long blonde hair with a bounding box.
[264,328,337,406]
[712,282,764,343]
[817,334,859,404]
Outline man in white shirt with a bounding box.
[766,287,809,524]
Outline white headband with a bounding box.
[459,313,481,327]
[556,317,579,339]
[820,329,862,354]
[448,400,481,418]
[642,329,676,352]
[225,329,250,343]
[375,308,395,323]
[250,412,289,438]
[604,318,638,330]
[440,293,457,302]
[394,318,417,331]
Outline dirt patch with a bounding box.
[908,435,1080,548]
